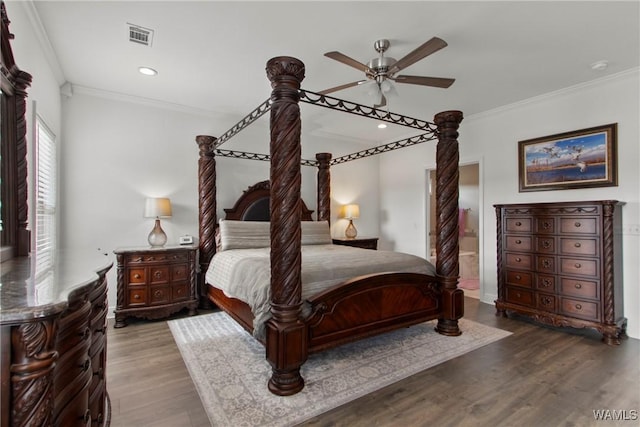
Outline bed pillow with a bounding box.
[218,219,270,251]
[301,220,332,245]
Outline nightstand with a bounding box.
[113,245,198,327]
[332,237,379,250]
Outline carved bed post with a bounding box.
[315,152,332,222]
[265,56,307,396]
[196,135,217,309]
[433,110,464,336]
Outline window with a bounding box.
[33,115,57,275]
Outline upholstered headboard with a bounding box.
[223,180,314,221]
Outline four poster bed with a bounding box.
[196,56,464,396]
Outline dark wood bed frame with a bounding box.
[196,56,464,396]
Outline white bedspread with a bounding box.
[205,244,436,338]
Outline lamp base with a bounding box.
[345,219,358,239]
[148,219,168,247]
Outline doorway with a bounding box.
[427,162,481,299]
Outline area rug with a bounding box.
[459,278,480,290]
[168,312,511,427]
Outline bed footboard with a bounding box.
[305,273,443,353]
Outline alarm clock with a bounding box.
[179,235,194,245]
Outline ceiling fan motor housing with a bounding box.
[368,39,396,81]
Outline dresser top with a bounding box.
[1,250,113,324]
[113,244,198,254]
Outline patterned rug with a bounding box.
[169,312,511,427]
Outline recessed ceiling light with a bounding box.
[377,123,387,129]
[590,60,609,71]
[138,66,158,76]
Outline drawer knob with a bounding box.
[515,221,522,226]
[134,294,141,300]
[515,239,522,244]
[134,274,141,279]
[542,221,552,229]
[574,263,581,268]
[515,257,522,262]
[575,283,582,289]
[542,279,552,287]
[575,303,582,310]
[515,275,521,280]
[154,271,162,278]
[516,292,521,298]
[574,242,581,248]
[575,222,581,228]
[154,290,163,297]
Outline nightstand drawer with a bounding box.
[506,270,532,288]
[149,267,170,284]
[172,283,190,301]
[172,264,189,281]
[128,287,147,306]
[506,287,534,306]
[150,285,171,305]
[129,269,145,284]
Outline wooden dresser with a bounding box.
[1,252,112,427]
[113,245,198,327]
[494,201,626,345]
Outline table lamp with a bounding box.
[144,197,172,247]
[342,204,360,239]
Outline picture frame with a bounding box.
[518,123,618,192]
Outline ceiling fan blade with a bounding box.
[324,51,371,73]
[389,37,448,74]
[393,75,455,88]
[318,80,368,95]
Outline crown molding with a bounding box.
[466,67,640,123]
[20,0,65,85]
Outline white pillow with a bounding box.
[301,221,332,245]
[218,220,270,251]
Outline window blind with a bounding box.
[34,116,56,277]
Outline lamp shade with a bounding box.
[342,204,360,219]
[144,198,172,218]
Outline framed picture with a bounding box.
[518,123,618,192]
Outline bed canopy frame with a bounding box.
[196,56,463,396]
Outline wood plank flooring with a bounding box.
[106,298,639,426]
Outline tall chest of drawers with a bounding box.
[494,201,626,345]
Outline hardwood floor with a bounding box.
[106,297,639,426]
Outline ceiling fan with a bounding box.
[319,37,455,108]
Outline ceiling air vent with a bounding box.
[128,23,154,47]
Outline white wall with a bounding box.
[380,69,640,339]
[60,89,380,311]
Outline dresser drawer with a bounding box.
[560,278,599,300]
[506,253,532,269]
[536,256,556,274]
[506,236,532,251]
[535,274,556,293]
[505,217,532,233]
[505,270,532,287]
[536,293,556,312]
[535,236,556,254]
[560,217,597,235]
[505,287,534,307]
[561,297,599,321]
[560,258,598,277]
[535,217,556,234]
[560,238,598,256]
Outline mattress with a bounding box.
[206,244,436,338]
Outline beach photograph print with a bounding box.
[518,123,617,192]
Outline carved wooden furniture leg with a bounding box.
[265,56,308,395]
[434,110,464,336]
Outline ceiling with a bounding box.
[24,1,640,146]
